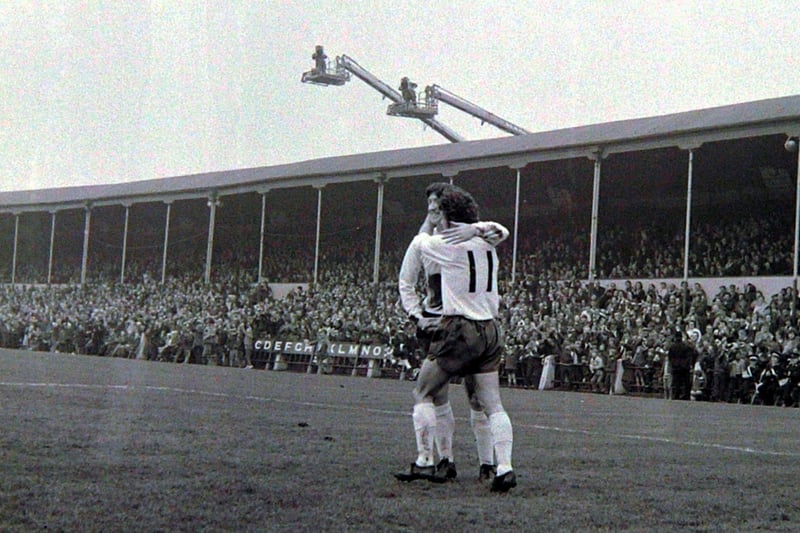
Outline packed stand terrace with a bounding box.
[1,210,799,408]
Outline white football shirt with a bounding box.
[398,234,442,318]
[417,233,500,321]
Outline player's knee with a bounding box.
[467,393,483,411]
[433,389,449,406]
[412,387,422,403]
[412,386,430,404]
[475,388,504,415]
[482,402,505,416]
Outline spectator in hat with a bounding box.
[753,354,782,405]
[741,354,760,403]
[667,330,698,400]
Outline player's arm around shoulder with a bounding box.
[416,231,460,265]
[438,221,509,246]
[412,213,456,264]
[474,221,510,246]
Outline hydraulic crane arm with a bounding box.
[335,56,465,143]
[426,84,530,136]
[417,116,464,143]
[337,55,399,104]
[301,47,465,143]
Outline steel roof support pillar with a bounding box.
[10,213,19,285]
[313,185,324,286]
[588,148,604,282]
[80,204,91,285]
[510,166,523,285]
[48,211,56,285]
[373,178,385,284]
[205,193,219,285]
[258,191,269,282]
[792,138,800,318]
[120,204,130,284]
[161,201,172,285]
[683,149,694,283]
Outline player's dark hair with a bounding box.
[438,185,479,224]
[425,182,450,199]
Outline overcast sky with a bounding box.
[1,1,798,192]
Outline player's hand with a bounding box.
[417,316,441,332]
[427,209,443,227]
[419,212,438,235]
[439,222,478,244]
[480,226,505,246]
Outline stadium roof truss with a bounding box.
[1,94,799,212]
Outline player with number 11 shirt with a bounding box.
[394,183,516,493]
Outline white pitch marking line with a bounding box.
[518,423,800,458]
[3,381,799,458]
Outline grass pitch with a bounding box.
[1,350,799,532]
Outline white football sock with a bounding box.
[489,411,513,475]
[412,402,436,467]
[434,402,455,461]
[470,408,494,466]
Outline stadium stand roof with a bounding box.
[2,93,799,212]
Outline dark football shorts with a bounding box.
[414,310,442,354]
[416,327,433,354]
[427,316,503,376]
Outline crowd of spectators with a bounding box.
[500,276,800,406]
[0,252,405,368]
[503,213,794,281]
[1,213,800,408]
[1,205,795,285]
